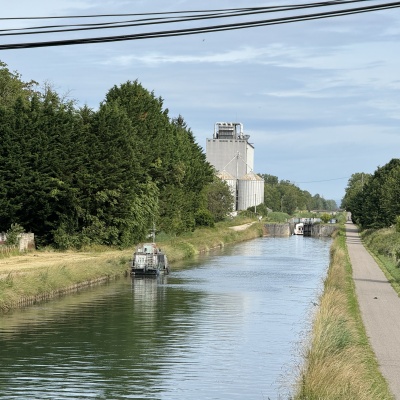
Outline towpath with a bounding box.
[346,221,400,399]
[228,221,256,231]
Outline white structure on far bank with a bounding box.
[206,122,264,211]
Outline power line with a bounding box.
[0,1,376,21]
[0,1,399,50]
[0,1,372,36]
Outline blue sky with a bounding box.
[2,1,400,203]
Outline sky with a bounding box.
[1,1,400,204]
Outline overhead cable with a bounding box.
[0,1,399,50]
[0,1,384,35]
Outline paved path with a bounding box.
[346,221,400,399]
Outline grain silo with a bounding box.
[237,172,264,211]
[206,122,254,179]
[206,122,264,211]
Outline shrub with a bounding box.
[5,223,25,246]
[195,209,215,227]
[396,216,400,233]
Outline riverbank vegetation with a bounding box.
[342,158,400,229]
[294,229,393,400]
[361,227,400,295]
[0,217,263,312]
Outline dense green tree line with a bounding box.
[0,62,220,248]
[261,174,338,214]
[342,159,400,228]
[1,61,338,248]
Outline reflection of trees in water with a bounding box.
[0,275,206,398]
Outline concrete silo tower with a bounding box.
[206,122,264,211]
[206,122,254,179]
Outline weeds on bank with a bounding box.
[0,246,21,259]
[295,229,393,400]
[0,254,129,312]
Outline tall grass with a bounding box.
[294,229,393,400]
[0,245,20,258]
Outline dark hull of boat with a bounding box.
[131,268,159,276]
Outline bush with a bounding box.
[396,216,400,233]
[320,213,332,223]
[195,209,215,227]
[5,223,25,246]
[266,211,291,222]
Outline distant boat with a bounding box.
[293,222,304,235]
[131,242,169,277]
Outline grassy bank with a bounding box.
[361,227,400,295]
[0,217,263,312]
[294,229,393,400]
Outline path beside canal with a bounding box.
[346,222,400,399]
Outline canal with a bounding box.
[0,235,331,399]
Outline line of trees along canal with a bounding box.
[342,158,400,229]
[0,61,337,248]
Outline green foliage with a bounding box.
[5,223,24,246]
[0,61,38,107]
[266,211,291,222]
[194,209,215,227]
[396,216,400,234]
[261,174,337,214]
[0,70,213,248]
[320,213,332,223]
[203,174,234,222]
[2,62,342,247]
[362,228,400,270]
[344,160,400,229]
[248,203,269,216]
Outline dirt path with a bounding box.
[346,221,400,399]
[229,222,256,231]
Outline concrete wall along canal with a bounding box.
[263,223,337,237]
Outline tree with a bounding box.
[0,61,38,107]
[204,175,234,222]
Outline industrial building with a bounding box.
[206,122,264,211]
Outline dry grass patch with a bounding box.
[0,252,130,312]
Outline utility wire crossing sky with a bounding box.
[1,0,400,203]
[1,1,400,49]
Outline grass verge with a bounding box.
[361,227,400,296]
[0,218,263,312]
[294,228,393,400]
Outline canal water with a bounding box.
[0,236,331,400]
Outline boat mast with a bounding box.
[151,223,156,243]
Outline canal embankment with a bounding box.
[264,222,338,237]
[0,218,264,312]
[294,226,393,400]
[1,216,390,397]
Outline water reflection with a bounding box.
[0,236,331,399]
